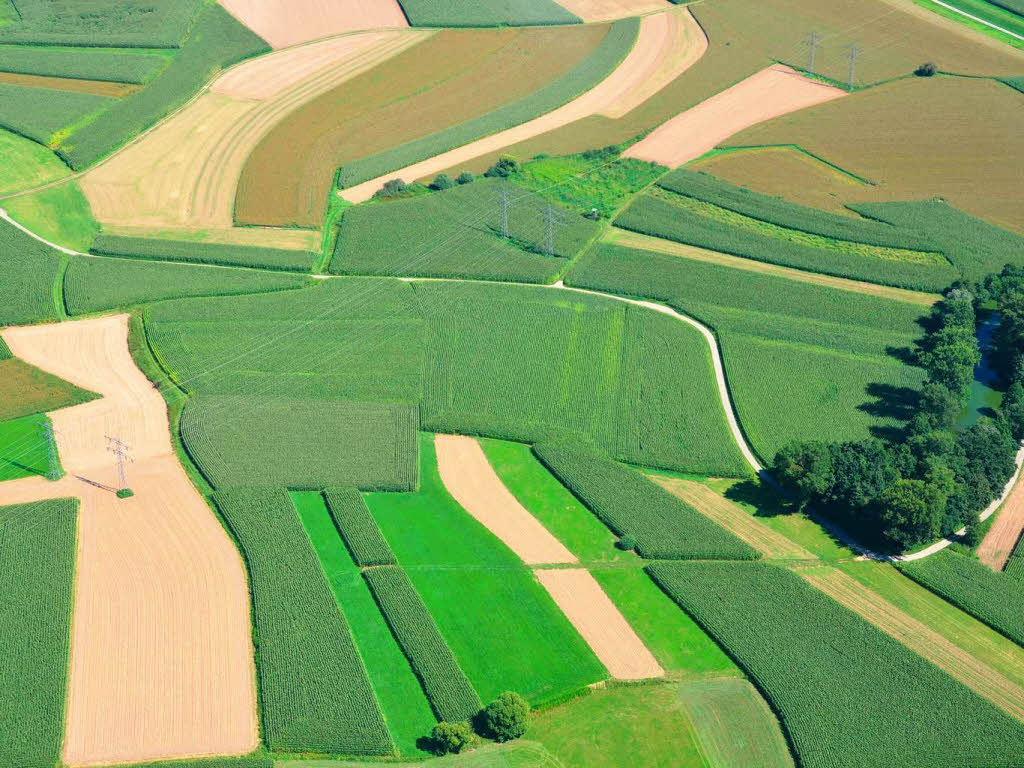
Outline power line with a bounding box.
[846,43,862,89]
[496,182,511,239]
[804,30,823,75]
[38,420,59,481]
[105,435,133,491]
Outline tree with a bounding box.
[915,61,937,76]
[1001,381,1024,442]
[483,691,530,742]
[484,155,520,178]
[431,721,472,755]
[456,171,475,185]
[917,382,963,431]
[431,173,454,191]
[772,441,834,507]
[878,477,944,549]
[826,439,898,509]
[375,178,407,198]
[616,535,637,551]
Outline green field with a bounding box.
[213,486,393,755]
[396,0,579,26]
[0,128,70,195]
[0,215,64,325]
[91,234,316,272]
[566,243,929,460]
[0,46,170,83]
[0,0,203,46]
[0,413,61,482]
[0,356,98,422]
[5,181,98,253]
[0,498,77,768]
[323,488,397,567]
[650,561,1024,768]
[0,82,112,146]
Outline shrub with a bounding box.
[430,173,454,191]
[483,691,530,742]
[375,178,408,198]
[616,535,637,551]
[456,171,475,185]
[915,62,938,76]
[431,721,473,755]
[484,155,520,178]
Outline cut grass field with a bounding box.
[0,499,77,768]
[0,127,70,195]
[237,23,616,227]
[5,181,98,253]
[0,413,61,482]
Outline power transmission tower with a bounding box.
[540,203,566,257]
[845,44,862,89]
[106,435,134,490]
[496,183,511,239]
[804,31,822,75]
[38,420,59,481]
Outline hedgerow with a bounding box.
[614,193,958,292]
[90,234,315,272]
[648,561,1024,768]
[0,215,63,325]
[336,18,637,188]
[534,442,758,560]
[213,486,394,755]
[896,550,1024,647]
[363,566,482,722]
[64,256,311,314]
[658,168,936,252]
[324,487,397,567]
[396,0,579,27]
[1003,75,1024,94]
[0,499,77,768]
[0,82,112,145]
[57,4,268,168]
[0,46,169,84]
[182,397,418,491]
[0,0,204,47]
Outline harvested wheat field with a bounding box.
[802,567,1024,723]
[435,434,576,565]
[220,0,408,48]
[652,476,816,560]
[555,0,671,22]
[0,316,257,766]
[536,568,664,680]
[81,30,426,235]
[343,8,705,202]
[978,473,1024,571]
[624,64,845,168]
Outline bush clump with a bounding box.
[915,62,937,76]
[431,721,473,755]
[456,171,475,185]
[375,178,407,198]
[482,691,530,742]
[484,155,520,178]
[431,173,454,191]
[616,535,637,551]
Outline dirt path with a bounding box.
[554,0,671,22]
[623,65,846,168]
[0,316,257,766]
[605,228,940,307]
[219,0,409,49]
[803,566,1024,722]
[651,476,816,560]
[536,568,664,680]
[434,434,577,565]
[978,464,1024,570]
[340,7,707,202]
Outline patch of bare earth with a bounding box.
[219,0,408,49]
[623,64,846,168]
[978,473,1024,570]
[0,316,257,766]
[536,568,664,680]
[343,7,707,202]
[803,567,1024,723]
[554,0,671,22]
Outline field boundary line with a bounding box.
[925,0,1024,40]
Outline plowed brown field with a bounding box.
[978,474,1024,571]
[220,0,408,49]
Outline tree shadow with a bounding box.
[724,477,800,518]
[859,382,919,423]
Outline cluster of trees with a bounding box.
[430,691,531,756]
[775,268,1024,552]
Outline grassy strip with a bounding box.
[90,234,316,272]
[213,486,394,755]
[337,18,638,189]
[896,549,1024,647]
[363,565,482,723]
[0,46,169,84]
[615,192,958,292]
[649,561,1024,768]
[0,498,77,768]
[534,442,759,560]
[64,256,312,314]
[57,4,268,169]
[323,487,397,567]
[0,82,112,145]
[397,0,579,26]
[0,215,64,325]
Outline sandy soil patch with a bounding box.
[536,568,663,680]
[623,64,845,168]
[978,473,1024,570]
[434,434,576,565]
[0,316,257,766]
[342,8,706,203]
[652,476,816,560]
[554,0,671,22]
[803,566,1024,722]
[220,0,408,49]
[606,228,939,306]
[81,30,424,234]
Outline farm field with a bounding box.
[0,127,70,194]
[5,181,98,253]
[220,0,409,48]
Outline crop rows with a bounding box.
[0,499,77,768]
[0,0,204,47]
[57,5,268,169]
[363,565,482,722]
[658,168,936,251]
[0,82,112,145]
[324,487,397,567]
[127,759,273,768]
[648,561,1024,768]
[396,0,579,26]
[534,442,758,560]
[896,550,1024,647]
[0,336,10,360]
[0,216,62,326]
[336,18,638,188]
[614,193,958,292]
[182,397,418,491]
[64,256,311,314]
[213,486,394,755]
[0,46,169,84]
[91,234,315,272]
